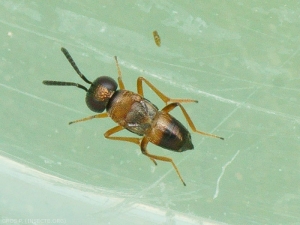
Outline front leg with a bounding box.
[69,112,109,125]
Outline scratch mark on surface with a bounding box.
[279,47,300,68]
[125,62,300,123]
[0,83,84,114]
[213,150,240,199]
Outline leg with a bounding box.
[114,56,125,90]
[137,77,198,105]
[104,125,140,145]
[105,126,157,165]
[162,103,224,140]
[69,112,109,125]
[141,137,186,186]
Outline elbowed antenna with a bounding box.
[60,47,92,85]
[43,47,94,92]
[42,80,88,92]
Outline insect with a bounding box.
[43,48,224,186]
[152,30,161,47]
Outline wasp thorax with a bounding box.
[86,76,118,112]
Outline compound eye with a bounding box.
[95,76,118,92]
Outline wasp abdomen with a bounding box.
[148,112,194,152]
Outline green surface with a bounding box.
[1,1,300,224]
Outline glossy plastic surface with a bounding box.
[1,1,299,224]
